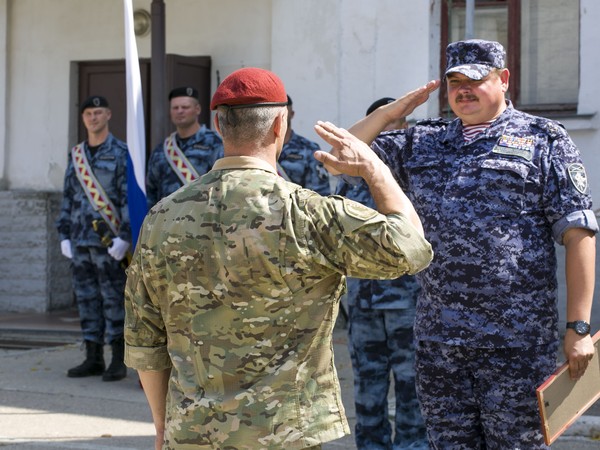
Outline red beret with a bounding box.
[210,67,287,110]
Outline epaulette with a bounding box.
[414,117,451,128]
[531,117,567,140]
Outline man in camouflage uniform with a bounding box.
[337,40,598,449]
[337,97,426,449]
[124,67,434,450]
[56,95,131,382]
[146,86,223,208]
[278,95,330,195]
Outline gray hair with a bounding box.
[216,105,286,145]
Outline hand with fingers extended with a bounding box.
[347,79,441,147]
[381,79,441,124]
[313,121,382,180]
[314,120,425,235]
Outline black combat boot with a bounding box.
[102,336,127,382]
[67,340,105,377]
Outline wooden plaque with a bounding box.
[536,331,600,445]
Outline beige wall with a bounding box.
[1,0,598,205]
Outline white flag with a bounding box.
[123,0,147,247]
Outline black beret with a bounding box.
[169,86,199,101]
[80,95,109,113]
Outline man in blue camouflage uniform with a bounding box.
[124,68,435,450]
[279,95,330,195]
[146,86,224,208]
[56,95,131,382]
[337,97,427,449]
[333,40,598,449]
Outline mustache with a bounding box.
[456,94,478,102]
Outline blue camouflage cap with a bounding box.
[445,39,506,80]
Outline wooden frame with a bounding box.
[536,331,600,445]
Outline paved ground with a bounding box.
[1,310,600,449]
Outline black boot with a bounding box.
[102,336,127,382]
[67,340,105,377]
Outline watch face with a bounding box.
[568,321,591,335]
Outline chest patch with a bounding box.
[568,163,588,194]
[492,135,534,161]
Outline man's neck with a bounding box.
[223,143,279,171]
[177,122,201,139]
[87,129,109,147]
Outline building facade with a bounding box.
[0,0,598,312]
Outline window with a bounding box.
[441,0,579,117]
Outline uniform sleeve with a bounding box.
[304,142,331,196]
[371,130,411,189]
[116,148,132,242]
[145,146,161,209]
[301,192,433,279]
[124,227,171,371]
[55,155,75,241]
[542,132,599,244]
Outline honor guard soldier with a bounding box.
[335,39,598,449]
[146,86,224,208]
[56,95,131,382]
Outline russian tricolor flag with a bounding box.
[123,0,147,249]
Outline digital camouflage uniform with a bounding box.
[125,156,433,450]
[336,180,427,450]
[368,102,599,449]
[146,125,224,208]
[279,131,330,195]
[56,134,131,344]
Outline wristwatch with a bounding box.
[566,320,591,336]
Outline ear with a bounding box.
[273,110,285,138]
[499,68,510,92]
[213,114,222,136]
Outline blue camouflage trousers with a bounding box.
[71,246,126,345]
[348,305,427,450]
[415,340,558,449]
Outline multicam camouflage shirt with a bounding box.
[125,156,432,450]
[371,102,599,348]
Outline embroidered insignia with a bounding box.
[343,198,378,221]
[92,97,101,107]
[492,135,534,160]
[186,87,193,97]
[568,163,588,194]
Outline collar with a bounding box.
[212,156,277,175]
[442,100,515,143]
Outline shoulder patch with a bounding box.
[415,117,451,127]
[342,198,378,221]
[568,163,588,194]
